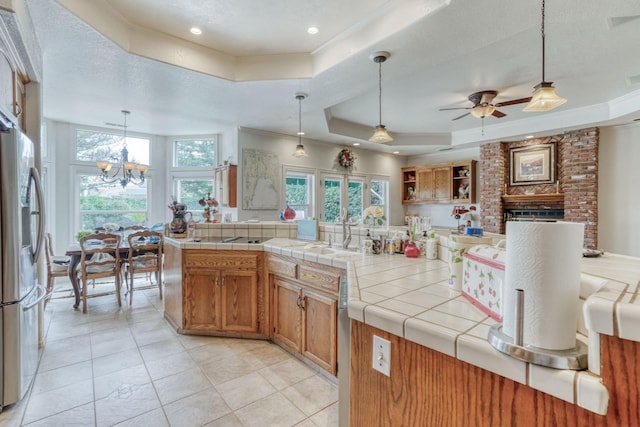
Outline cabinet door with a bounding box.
[272,278,302,351]
[184,271,220,331]
[433,167,452,201]
[220,270,258,332]
[301,289,338,375]
[416,168,434,200]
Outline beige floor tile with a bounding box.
[22,378,94,425]
[31,360,92,395]
[200,353,261,385]
[94,364,151,400]
[37,335,92,373]
[112,408,169,427]
[246,343,291,368]
[281,375,338,416]
[153,367,213,405]
[131,326,176,347]
[215,371,277,410]
[92,348,144,378]
[21,402,95,427]
[139,337,185,363]
[202,413,245,427]
[187,341,238,364]
[163,387,231,427]
[294,420,319,427]
[145,351,198,380]
[234,393,306,427]
[176,333,216,350]
[44,321,92,341]
[91,334,138,359]
[259,358,316,390]
[94,382,160,427]
[309,401,339,426]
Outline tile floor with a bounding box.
[0,281,338,427]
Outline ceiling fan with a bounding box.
[440,90,532,121]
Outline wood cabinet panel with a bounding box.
[185,251,257,269]
[433,167,451,200]
[402,160,476,205]
[220,270,258,332]
[267,256,297,279]
[302,288,337,375]
[298,264,340,294]
[163,243,183,328]
[273,277,302,351]
[350,321,631,427]
[215,164,237,207]
[184,272,219,331]
[416,168,434,201]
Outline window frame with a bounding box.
[283,165,316,220]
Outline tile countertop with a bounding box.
[165,235,640,416]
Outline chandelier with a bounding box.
[292,93,308,158]
[369,51,393,143]
[96,110,148,188]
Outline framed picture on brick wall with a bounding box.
[509,143,556,186]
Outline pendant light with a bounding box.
[369,51,393,143]
[523,0,566,112]
[292,93,308,158]
[96,110,148,188]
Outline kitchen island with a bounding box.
[164,223,640,426]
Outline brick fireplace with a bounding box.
[479,127,599,248]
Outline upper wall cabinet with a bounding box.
[215,164,237,207]
[401,160,476,205]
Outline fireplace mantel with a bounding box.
[501,193,564,204]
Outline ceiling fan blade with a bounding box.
[492,109,506,118]
[439,107,472,111]
[452,112,471,121]
[494,97,532,107]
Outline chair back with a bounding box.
[44,232,54,268]
[79,233,121,279]
[126,230,163,274]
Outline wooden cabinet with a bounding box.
[214,164,237,207]
[177,250,263,335]
[267,253,343,375]
[402,160,476,204]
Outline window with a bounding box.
[285,169,314,219]
[370,178,389,222]
[171,137,218,210]
[321,175,343,223]
[78,174,148,231]
[173,139,217,167]
[347,177,364,221]
[76,129,149,165]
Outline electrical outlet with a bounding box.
[372,335,391,376]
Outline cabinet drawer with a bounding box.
[267,256,297,279]
[298,265,340,294]
[185,253,258,269]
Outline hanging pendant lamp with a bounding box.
[292,93,308,158]
[523,0,566,112]
[369,51,393,143]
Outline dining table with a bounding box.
[65,238,159,310]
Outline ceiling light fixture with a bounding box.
[190,27,202,35]
[469,104,496,118]
[96,110,148,188]
[292,93,308,158]
[353,142,361,146]
[369,51,393,143]
[523,0,566,112]
[307,26,319,35]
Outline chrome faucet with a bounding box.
[341,208,351,249]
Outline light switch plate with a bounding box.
[372,335,391,376]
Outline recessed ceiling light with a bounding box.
[393,151,400,154]
[353,142,360,146]
[525,135,535,139]
[190,27,202,35]
[307,26,319,35]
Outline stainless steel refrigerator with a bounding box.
[0,127,46,410]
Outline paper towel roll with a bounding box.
[502,221,584,350]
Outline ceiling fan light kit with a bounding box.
[470,104,496,118]
[369,51,393,143]
[524,0,566,112]
[292,93,309,158]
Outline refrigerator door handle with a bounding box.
[29,167,45,263]
[23,284,47,311]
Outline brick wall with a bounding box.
[479,127,599,248]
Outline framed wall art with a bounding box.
[509,143,556,186]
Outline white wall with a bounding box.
[599,123,640,257]
[405,147,481,229]
[237,128,406,224]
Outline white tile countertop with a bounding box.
[165,231,640,416]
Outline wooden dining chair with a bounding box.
[123,230,163,305]
[44,233,70,305]
[77,233,122,313]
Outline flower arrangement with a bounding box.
[363,205,386,227]
[337,148,356,168]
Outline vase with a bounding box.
[404,242,420,258]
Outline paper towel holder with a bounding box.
[487,289,588,370]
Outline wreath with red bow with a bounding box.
[337,148,356,168]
